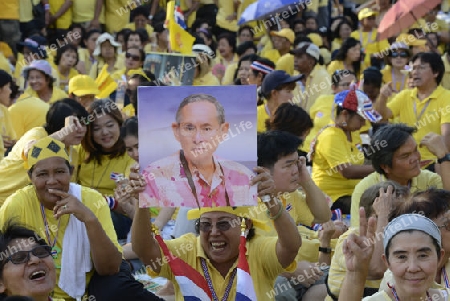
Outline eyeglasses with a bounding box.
[198,220,235,232]
[3,245,52,265]
[391,52,409,58]
[438,220,450,231]
[126,53,141,61]
[179,124,218,138]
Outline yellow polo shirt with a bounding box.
[0,0,19,20]
[275,53,294,75]
[311,126,365,202]
[257,104,270,133]
[105,0,130,33]
[56,68,79,91]
[326,228,382,301]
[76,147,136,196]
[8,96,49,139]
[442,54,450,90]
[19,0,38,22]
[72,0,96,23]
[49,0,72,29]
[147,233,296,301]
[18,86,68,104]
[350,170,442,227]
[295,65,332,113]
[387,86,450,162]
[0,185,122,300]
[351,29,390,67]
[381,65,409,92]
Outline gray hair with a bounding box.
[175,94,226,124]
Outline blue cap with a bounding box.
[261,70,303,98]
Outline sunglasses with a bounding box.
[126,53,141,61]
[3,245,52,265]
[391,52,409,58]
[197,220,235,232]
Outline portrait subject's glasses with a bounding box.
[126,53,141,61]
[198,220,235,232]
[3,245,52,265]
[179,124,218,138]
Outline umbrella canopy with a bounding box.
[238,0,306,25]
[378,0,441,40]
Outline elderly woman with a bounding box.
[0,221,59,301]
[350,124,449,227]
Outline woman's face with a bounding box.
[0,82,11,106]
[238,29,253,43]
[347,44,361,62]
[28,70,50,93]
[85,32,100,52]
[383,231,442,298]
[0,239,56,298]
[125,48,143,70]
[339,23,352,39]
[124,135,139,162]
[218,38,233,58]
[117,34,126,52]
[59,49,77,68]
[127,34,142,49]
[391,51,409,69]
[92,114,121,152]
[198,32,211,46]
[101,40,115,59]
[238,61,251,85]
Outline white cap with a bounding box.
[291,42,320,61]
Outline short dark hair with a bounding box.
[257,131,302,169]
[238,25,254,37]
[54,44,79,66]
[131,5,149,20]
[0,70,12,89]
[217,33,236,53]
[331,69,355,86]
[411,52,445,85]
[363,67,382,88]
[265,103,313,137]
[44,98,88,135]
[121,116,138,139]
[369,124,416,175]
[236,41,257,57]
[125,30,145,47]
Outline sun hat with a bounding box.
[93,33,122,57]
[69,75,100,96]
[22,60,54,79]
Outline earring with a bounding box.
[342,122,347,127]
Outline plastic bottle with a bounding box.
[115,80,126,110]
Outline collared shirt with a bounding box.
[297,65,332,113]
[442,54,450,90]
[350,170,443,227]
[141,152,257,207]
[387,85,450,161]
[147,233,297,301]
[256,103,270,133]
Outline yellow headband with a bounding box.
[25,137,69,170]
[187,206,270,231]
[127,69,151,82]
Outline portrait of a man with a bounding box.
[138,87,257,207]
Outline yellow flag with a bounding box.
[166,1,195,54]
[95,65,118,98]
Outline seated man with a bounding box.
[0,136,162,301]
[351,124,449,227]
[131,164,302,300]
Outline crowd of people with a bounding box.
[0,0,450,300]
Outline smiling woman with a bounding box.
[0,221,62,301]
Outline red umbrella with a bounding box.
[378,0,441,41]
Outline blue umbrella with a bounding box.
[238,0,307,25]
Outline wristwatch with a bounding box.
[318,247,332,253]
[438,153,450,164]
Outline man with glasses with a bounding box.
[375,52,450,171]
[141,93,257,208]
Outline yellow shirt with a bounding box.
[275,53,295,75]
[0,184,122,300]
[89,57,125,79]
[387,86,450,162]
[326,228,382,301]
[8,96,49,139]
[72,0,96,23]
[311,126,365,202]
[381,65,408,92]
[351,29,390,67]
[350,170,442,227]
[215,0,238,32]
[260,49,280,66]
[78,48,96,77]
[193,71,221,86]
[49,0,72,29]
[0,127,47,205]
[0,104,16,161]
[257,103,270,133]
[442,54,450,90]
[302,94,334,152]
[124,23,155,38]
[56,68,79,91]
[105,0,130,33]
[294,65,332,113]
[76,147,136,196]
[0,42,13,60]
[331,39,342,53]
[0,0,19,20]
[19,0,38,22]
[327,60,367,79]
[221,63,237,86]
[148,233,296,301]
[19,86,68,104]
[180,0,196,28]
[0,53,11,75]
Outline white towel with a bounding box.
[58,183,93,300]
